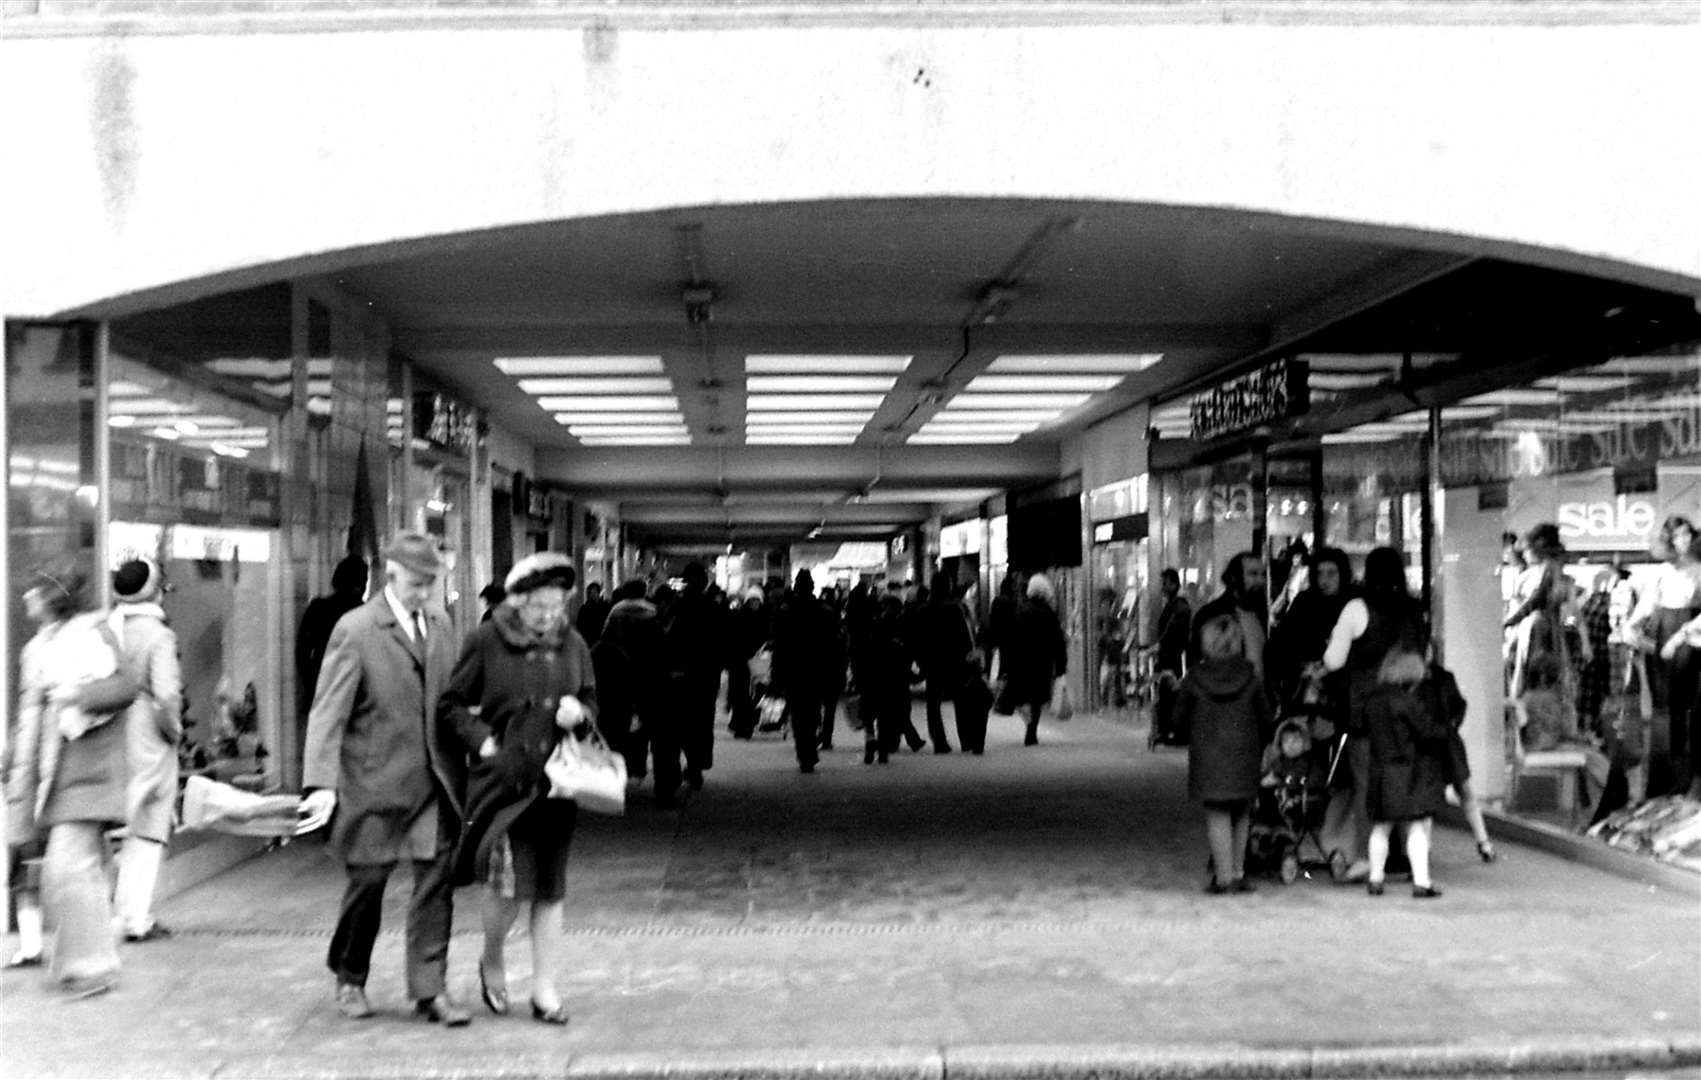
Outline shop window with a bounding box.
[1436,343,1701,841]
[106,350,285,793]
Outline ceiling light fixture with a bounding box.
[746,376,897,394]
[496,357,665,376]
[517,377,674,395]
[537,395,681,412]
[553,412,685,425]
[965,375,1125,393]
[746,394,887,411]
[988,354,1162,373]
[943,393,1093,411]
[745,355,912,374]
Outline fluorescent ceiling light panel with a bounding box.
[908,433,1021,445]
[745,434,858,445]
[746,425,867,436]
[577,435,692,446]
[1532,375,1637,392]
[931,410,1059,423]
[988,354,1162,373]
[537,395,681,412]
[858,488,998,504]
[518,377,674,395]
[746,376,898,393]
[746,394,887,411]
[944,393,1092,411]
[966,375,1124,392]
[743,412,875,425]
[1459,390,1562,407]
[553,412,684,425]
[567,425,689,438]
[744,355,912,374]
[496,357,664,375]
[917,423,1039,435]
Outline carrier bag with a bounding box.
[544,725,627,815]
[1053,678,1075,721]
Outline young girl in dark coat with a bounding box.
[1360,649,1454,898]
[1178,613,1270,893]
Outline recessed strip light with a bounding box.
[746,434,858,445]
[746,425,867,437]
[966,375,1124,393]
[930,411,1059,423]
[744,355,912,374]
[578,435,692,446]
[743,412,875,425]
[567,425,689,438]
[496,357,664,375]
[747,394,887,411]
[553,412,685,425]
[746,376,897,393]
[537,395,681,412]
[944,393,1092,411]
[908,433,1022,444]
[518,377,674,395]
[987,354,1162,373]
[916,424,1038,435]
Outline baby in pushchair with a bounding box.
[1247,707,1350,885]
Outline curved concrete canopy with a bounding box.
[7,4,1699,550]
[107,194,1701,551]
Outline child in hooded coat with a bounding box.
[1177,612,1270,893]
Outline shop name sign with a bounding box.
[1190,359,1309,442]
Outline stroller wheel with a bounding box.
[1279,852,1301,886]
[1327,850,1349,882]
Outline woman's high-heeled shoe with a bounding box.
[478,959,508,1016]
[1477,840,1497,863]
[531,999,570,1025]
[1366,881,1385,897]
[1412,884,1443,899]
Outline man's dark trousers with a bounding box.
[326,827,454,999]
[787,693,822,768]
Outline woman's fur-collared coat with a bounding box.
[439,603,597,888]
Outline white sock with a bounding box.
[1368,823,1391,883]
[1407,817,1433,889]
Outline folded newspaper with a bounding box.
[180,775,302,838]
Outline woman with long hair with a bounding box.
[1323,547,1428,882]
[1625,515,1701,796]
[5,561,138,999]
[441,553,596,1025]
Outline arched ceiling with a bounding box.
[319,198,1472,551]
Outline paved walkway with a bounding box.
[4,708,1699,1079]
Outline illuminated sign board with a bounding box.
[1190,359,1309,442]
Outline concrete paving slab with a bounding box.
[4,709,1697,1079]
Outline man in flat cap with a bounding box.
[299,533,471,1025]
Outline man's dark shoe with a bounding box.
[1023,725,1039,747]
[799,761,816,774]
[335,982,374,1019]
[123,923,171,943]
[416,994,471,1026]
[934,744,953,754]
[684,768,704,791]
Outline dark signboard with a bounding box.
[1091,513,1148,545]
[413,391,476,454]
[1190,358,1310,442]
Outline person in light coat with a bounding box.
[6,561,138,1000]
[108,558,183,943]
[298,533,471,1025]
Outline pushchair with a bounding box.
[1247,709,1351,885]
[1136,647,1188,748]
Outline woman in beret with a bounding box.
[440,553,596,1026]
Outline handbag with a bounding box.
[1053,677,1075,721]
[543,724,627,814]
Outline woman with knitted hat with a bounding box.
[440,552,595,1025]
[108,558,183,943]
